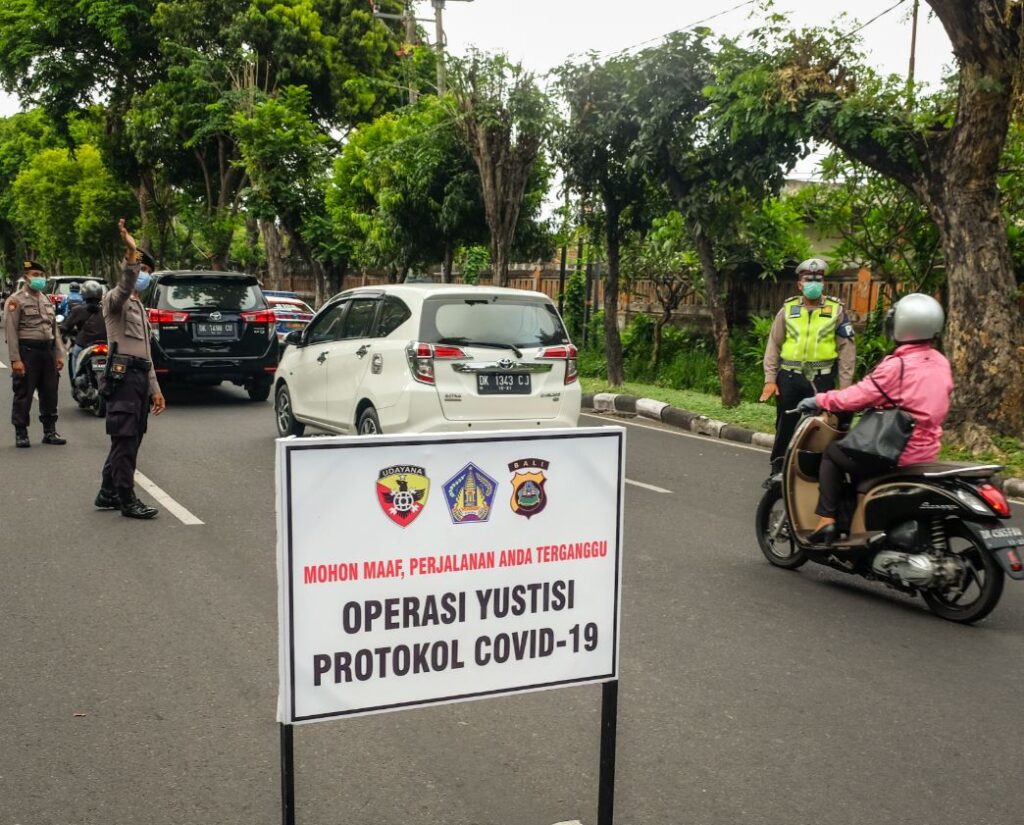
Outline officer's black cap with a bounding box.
[135,249,156,270]
[22,259,46,273]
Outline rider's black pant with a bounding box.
[816,441,888,518]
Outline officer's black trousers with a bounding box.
[101,370,150,491]
[770,368,839,462]
[11,342,58,431]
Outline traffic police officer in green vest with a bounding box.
[760,258,856,470]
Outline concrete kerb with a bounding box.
[581,393,1024,499]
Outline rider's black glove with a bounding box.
[796,397,820,414]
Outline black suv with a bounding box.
[143,271,280,400]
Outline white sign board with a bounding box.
[276,427,624,723]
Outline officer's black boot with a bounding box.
[94,487,120,510]
[118,487,158,520]
[14,428,29,448]
[41,429,67,445]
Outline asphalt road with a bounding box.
[2,366,1023,825]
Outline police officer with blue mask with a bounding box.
[760,258,856,471]
[94,220,165,519]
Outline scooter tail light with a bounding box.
[977,483,1011,518]
[1006,549,1023,573]
[94,343,109,355]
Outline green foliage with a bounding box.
[12,144,133,271]
[456,244,490,285]
[561,268,587,342]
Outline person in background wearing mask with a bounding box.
[760,258,856,472]
[95,220,165,519]
[4,260,67,447]
[61,280,107,388]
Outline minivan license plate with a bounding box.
[477,373,531,395]
[196,322,233,337]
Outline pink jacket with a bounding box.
[815,343,953,466]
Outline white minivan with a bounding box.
[273,284,581,436]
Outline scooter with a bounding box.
[71,341,109,417]
[755,410,1024,623]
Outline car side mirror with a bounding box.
[284,330,305,347]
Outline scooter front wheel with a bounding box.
[756,484,806,569]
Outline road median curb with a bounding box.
[582,392,1024,499]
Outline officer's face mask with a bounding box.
[29,276,47,291]
[135,272,152,291]
[801,278,824,301]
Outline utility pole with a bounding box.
[406,3,419,102]
[906,0,920,108]
[430,0,474,96]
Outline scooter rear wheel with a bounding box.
[756,484,806,569]
[922,525,1004,624]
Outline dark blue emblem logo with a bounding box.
[443,463,498,524]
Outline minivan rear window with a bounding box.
[160,279,263,311]
[419,296,569,348]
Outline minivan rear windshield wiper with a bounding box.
[437,337,523,358]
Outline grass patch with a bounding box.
[582,378,1024,480]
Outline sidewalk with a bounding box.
[583,391,1024,500]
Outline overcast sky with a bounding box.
[0,0,952,176]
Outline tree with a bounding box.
[449,52,552,286]
[557,54,650,385]
[629,31,804,406]
[621,212,701,370]
[720,1,1024,443]
[0,110,60,270]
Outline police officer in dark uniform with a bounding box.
[5,260,67,448]
[94,220,166,519]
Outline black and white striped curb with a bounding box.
[582,392,1024,500]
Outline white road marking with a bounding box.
[582,412,768,453]
[626,478,672,494]
[134,471,204,526]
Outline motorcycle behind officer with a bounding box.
[760,258,856,471]
[62,279,107,389]
[5,260,67,448]
[95,219,166,519]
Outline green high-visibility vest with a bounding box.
[779,296,842,367]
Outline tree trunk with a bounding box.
[441,242,454,283]
[690,220,740,407]
[603,205,625,385]
[260,219,286,290]
[244,217,260,275]
[652,315,668,371]
[923,185,1024,442]
[491,238,509,288]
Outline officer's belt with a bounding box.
[18,339,54,350]
[781,360,834,378]
[111,354,152,372]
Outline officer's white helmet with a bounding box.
[81,280,103,300]
[884,293,945,343]
[795,258,827,276]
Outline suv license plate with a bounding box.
[477,373,531,395]
[196,322,234,337]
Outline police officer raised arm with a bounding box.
[760,258,856,472]
[94,219,165,519]
[5,260,67,448]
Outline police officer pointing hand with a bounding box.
[761,258,856,470]
[5,260,67,448]
[94,219,166,519]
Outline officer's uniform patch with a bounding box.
[789,304,802,317]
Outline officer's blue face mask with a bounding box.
[135,272,152,291]
[29,276,47,291]
[801,279,824,301]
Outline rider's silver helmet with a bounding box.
[795,258,827,276]
[80,280,103,300]
[885,293,945,343]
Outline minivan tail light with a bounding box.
[241,309,276,325]
[406,342,469,384]
[148,309,190,324]
[538,344,578,384]
[977,483,1011,518]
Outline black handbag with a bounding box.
[838,357,916,468]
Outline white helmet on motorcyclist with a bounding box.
[885,293,945,343]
